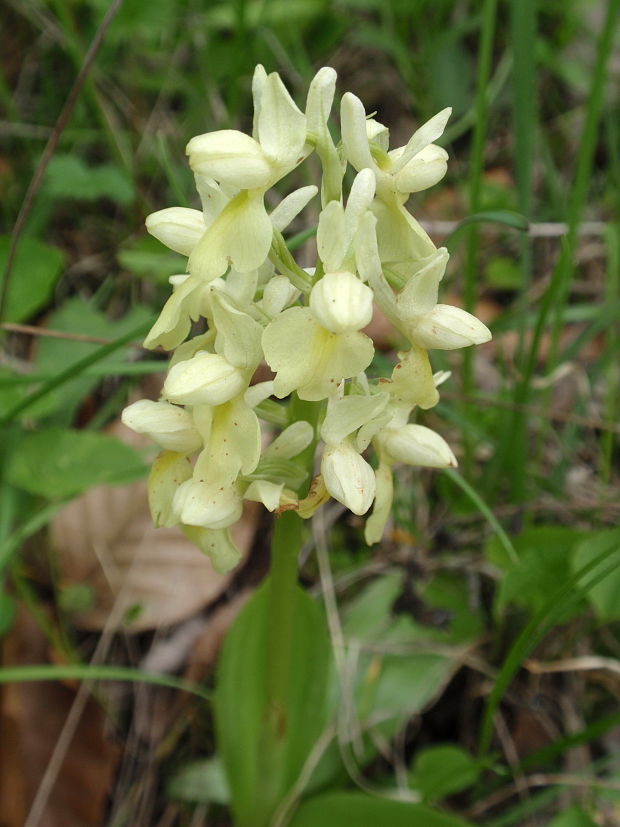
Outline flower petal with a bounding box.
[210,291,264,370]
[394,144,449,194]
[261,275,298,317]
[243,479,285,512]
[396,247,449,319]
[340,92,376,172]
[182,525,242,573]
[194,174,230,225]
[386,346,439,410]
[343,168,376,248]
[269,185,318,232]
[262,307,374,401]
[175,478,243,530]
[321,392,389,446]
[263,421,314,460]
[317,200,346,272]
[306,66,343,203]
[257,71,307,167]
[189,191,273,279]
[371,198,436,269]
[147,451,193,528]
[143,276,202,351]
[389,107,452,174]
[364,462,394,545]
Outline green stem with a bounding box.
[256,395,321,825]
[265,510,305,735]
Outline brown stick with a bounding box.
[0,322,146,347]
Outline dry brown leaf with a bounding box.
[51,481,258,632]
[0,608,120,827]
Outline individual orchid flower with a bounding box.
[356,212,492,350]
[319,390,390,515]
[142,181,317,351]
[185,67,311,281]
[121,399,201,454]
[173,395,261,531]
[340,92,451,200]
[341,92,452,268]
[262,304,374,401]
[262,170,377,401]
[365,400,457,545]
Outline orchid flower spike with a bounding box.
[123,65,492,570]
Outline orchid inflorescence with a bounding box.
[122,66,491,573]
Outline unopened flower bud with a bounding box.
[411,305,492,350]
[321,442,375,515]
[310,271,373,333]
[174,479,243,530]
[122,400,201,453]
[163,351,246,407]
[383,423,457,468]
[187,130,273,189]
[146,208,205,256]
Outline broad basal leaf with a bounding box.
[0,235,65,323]
[7,429,146,498]
[290,792,475,827]
[214,578,331,827]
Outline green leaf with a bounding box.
[428,34,473,117]
[289,792,475,827]
[496,526,586,618]
[460,210,529,231]
[167,757,230,805]
[312,570,480,786]
[214,580,331,827]
[0,593,16,636]
[0,235,65,323]
[6,429,146,498]
[446,210,529,250]
[410,745,479,802]
[572,528,620,621]
[0,368,27,410]
[44,155,134,205]
[58,583,95,614]
[547,806,598,827]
